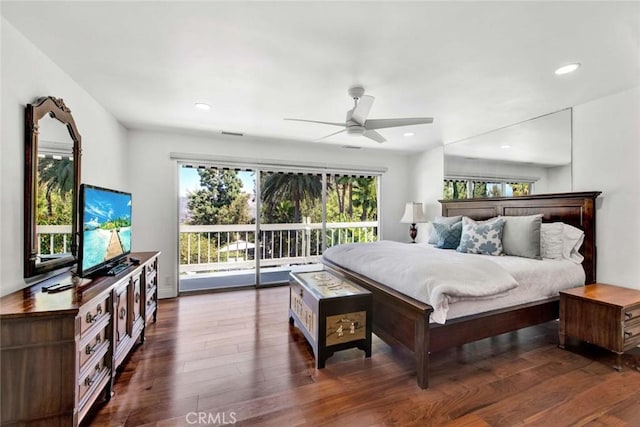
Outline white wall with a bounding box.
[409,145,444,243]
[127,129,412,298]
[573,86,640,289]
[0,19,129,296]
[546,164,572,193]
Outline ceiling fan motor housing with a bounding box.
[348,86,365,99]
[346,125,365,136]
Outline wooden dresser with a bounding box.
[559,283,640,370]
[0,251,160,426]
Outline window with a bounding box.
[443,178,533,200]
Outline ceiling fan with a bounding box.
[285,86,433,143]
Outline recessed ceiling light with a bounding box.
[195,102,211,110]
[403,132,415,137]
[501,145,511,149]
[554,63,581,75]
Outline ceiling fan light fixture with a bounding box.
[554,63,581,75]
[195,102,211,110]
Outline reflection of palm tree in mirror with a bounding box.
[261,173,322,223]
[38,157,74,217]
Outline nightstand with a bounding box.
[559,283,640,370]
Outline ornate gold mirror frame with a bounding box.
[24,96,82,278]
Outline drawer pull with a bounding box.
[625,312,633,321]
[135,292,140,303]
[625,331,633,338]
[85,305,103,324]
[119,307,126,320]
[84,365,101,387]
[85,336,102,355]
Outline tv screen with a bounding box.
[78,184,132,277]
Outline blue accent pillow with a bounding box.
[432,221,462,249]
[456,217,506,256]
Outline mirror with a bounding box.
[443,109,572,198]
[25,97,82,278]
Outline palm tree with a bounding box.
[261,173,322,223]
[38,157,74,217]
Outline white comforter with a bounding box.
[321,241,519,324]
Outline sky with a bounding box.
[84,187,132,224]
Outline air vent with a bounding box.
[221,131,243,137]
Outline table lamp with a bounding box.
[400,202,426,243]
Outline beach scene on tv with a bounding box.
[82,188,132,272]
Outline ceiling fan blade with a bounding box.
[363,129,386,143]
[364,117,434,130]
[351,95,374,125]
[284,118,345,127]
[316,128,347,141]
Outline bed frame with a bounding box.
[323,191,601,389]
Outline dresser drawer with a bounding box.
[79,295,109,337]
[624,320,640,346]
[145,288,157,316]
[78,360,109,409]
[78,328,109,369]
[623,304,640,324]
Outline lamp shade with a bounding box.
[400,202,426,224]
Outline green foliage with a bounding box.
[473,182,487,198]
[186,170,250,225]
[443,181,468,200]
[180,232,218,265]
[261,173,322,223]
[326,175,377,222]
[511,183,530,196]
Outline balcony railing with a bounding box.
[36,221,379,275]
[37,225,72,257]
[180,221,378,274]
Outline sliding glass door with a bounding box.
[178,162,381,292]
[257,170,324,286]
[179,165,257,291]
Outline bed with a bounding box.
[321,191,601,389]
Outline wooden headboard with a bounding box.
[440,191,602,284]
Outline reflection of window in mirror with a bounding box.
[443,109,572,199]
[443,179,532,200]
[36,116,74,264]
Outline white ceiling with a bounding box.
[2,1,639,152]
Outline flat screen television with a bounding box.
[78,184,132,278]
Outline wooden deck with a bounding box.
[83,286,640,426]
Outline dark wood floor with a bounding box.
[83,287,640,426]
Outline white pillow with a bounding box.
[540,222,584,264]
[562,223,585,264]
[541,223,563,259]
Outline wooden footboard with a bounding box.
[322,191,600,389]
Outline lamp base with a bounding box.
[409,223,418,243]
